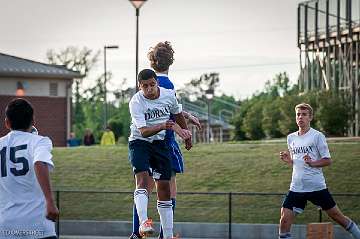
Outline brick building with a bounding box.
[0,53,82,146]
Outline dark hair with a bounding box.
[5,98,34,130]
[147,41,174,72]
[138,69,157,82]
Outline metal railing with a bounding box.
[53,190,360,239]
[298,0,360,45]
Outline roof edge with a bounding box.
[0,52,84,78]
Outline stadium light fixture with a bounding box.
[129,0,147,93]
[205,88,214,100]
[205,88,214,143]
[104,45,119,128]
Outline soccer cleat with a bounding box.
[129,233,143,239]
[139,218,155,237]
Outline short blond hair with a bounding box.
[295,103,313,116]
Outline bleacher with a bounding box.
[181,99,235,143]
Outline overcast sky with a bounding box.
[0,0,304,99]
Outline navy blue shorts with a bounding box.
[282,188,336,213]
[166,139,184,173]
[128,139,172,181]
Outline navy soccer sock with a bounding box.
[132,204,140,236]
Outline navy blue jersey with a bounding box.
[157,75,175,90]
[156,73,184,173]
[157,74,176,141]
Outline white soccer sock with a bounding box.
[279,232,292,239]
[346,220,360,239]
[157,200,173,239]
[134,189,149,224]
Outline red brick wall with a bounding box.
[0,96,68,146]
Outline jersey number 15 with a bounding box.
[1,145,29,177]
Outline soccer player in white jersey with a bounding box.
[128,69,191,239]
[130,41,200,239]
[278,103,360,239]
[0,98,59,239]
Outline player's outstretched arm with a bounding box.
[139,120,175,138]
[279,150,293,166]
[34,162,59,222]
[174,112,193,150]
[182,111,201,129]
[174,112,188,130]
[172,123,192,140]
[184,138,192,151]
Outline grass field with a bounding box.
[52,140,360,224]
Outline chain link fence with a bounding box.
[54,190,360,238]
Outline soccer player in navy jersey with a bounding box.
[129,42,200,239]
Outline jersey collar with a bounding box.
[156,73,168,77]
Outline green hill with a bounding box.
[52,141,360,224]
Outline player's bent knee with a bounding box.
[280,216,289,226]
[135,173,152,189]
[156,180,171,200]
[326,207,340,217]
[280,209,294,226]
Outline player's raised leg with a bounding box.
[325,206,360,239]
[129,139,155,237]
[130,177,155,239]
[134,172,155,237]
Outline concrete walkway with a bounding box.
[61,236,213,239]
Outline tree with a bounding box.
[233,99,252,140]
[277,95,301,136]
[262,99,283,138]
[233,72,299,140]
[242,101,265,140]
[316,92,350,136]
[81,75,107,140]
[46,46,99,76]
[46,46,100,136]
[113,78,135,104]
[264,72,291,98]
[108,103,131,143]
[182,72,220,99]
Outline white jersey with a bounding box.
[0,131,56,239]
[287,128,331,192]
[129,87,182,142]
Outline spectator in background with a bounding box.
[67,132,81,147]
[83,128,95,146]
[100,126,115,146]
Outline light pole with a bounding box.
[104,45,119,128]
[205,88,214,143]
[129,0,147,92]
